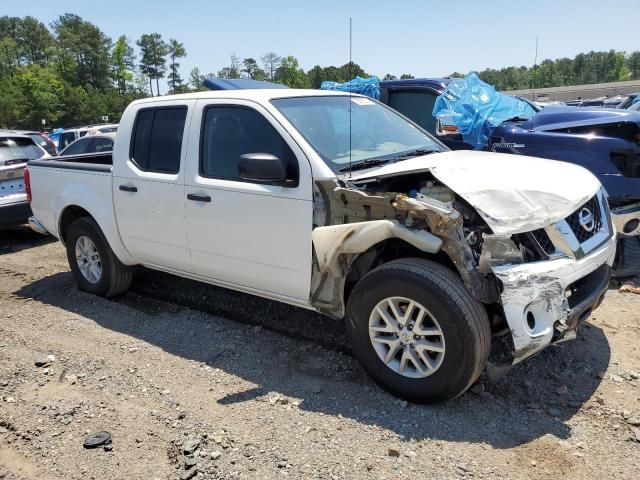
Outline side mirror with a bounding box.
[238,153,291,186]
[435,118,462,139]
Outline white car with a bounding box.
[0,133,49,227]
[25,89,616,402]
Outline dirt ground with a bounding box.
[0,228,639,480]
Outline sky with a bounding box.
[5,0,640,83]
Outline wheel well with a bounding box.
[344,239,458,305]
[59,206,94,245]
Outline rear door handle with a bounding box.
[119,185,137,192]
[187,193,212,203]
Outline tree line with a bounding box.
[466,50,640,92]
[2,14,640,130]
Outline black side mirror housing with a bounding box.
[238,153,292,186]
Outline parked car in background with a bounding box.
[0,133,48,227]
[627,102,640,112]
[86,124,118,135]
[620,94,640,109]
[377,77,640,276]
[49,127,91,152]
[579,98,607,107]
[27,89,615,402]
[8,130,57,156]
[58,133,115,157]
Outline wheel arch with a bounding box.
[56,199,136,266]
[310,220,460,319]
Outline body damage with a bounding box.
[310,154,616,362]
[310,179,500,318]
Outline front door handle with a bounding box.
[119,185,137,192]
[187,193,212,203]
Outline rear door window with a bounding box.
[130,107,187,173]
[387,89,438,134]
[60,138,91,156]
[88,137,114,153]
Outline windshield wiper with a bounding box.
[338,158,391,173]
[391,148,438,161]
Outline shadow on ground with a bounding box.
[0,228,55,255]
[14,269,610,449]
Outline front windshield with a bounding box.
[272,96,445,172]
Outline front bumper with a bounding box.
[493,236,616,362]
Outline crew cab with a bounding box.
[379,78,640,276]
[26,89,616,402]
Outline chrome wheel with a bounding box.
[368,296,445,378]
[75,236,102,284]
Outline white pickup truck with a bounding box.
[26,89,616,402]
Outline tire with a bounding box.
[612,237,640,278]
[346,258,490,403]
[65,217,132,297]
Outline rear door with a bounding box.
[183,99,314,301]
[112,101,194,271]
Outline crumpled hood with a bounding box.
[350,150,602,235]
[521,106,640,132]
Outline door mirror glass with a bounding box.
[435,118,462,139]
[238,153,291,185]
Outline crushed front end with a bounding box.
[484,189,615,362]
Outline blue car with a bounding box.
[378,78,640,276]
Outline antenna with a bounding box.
[531,36,539,101]
[530,36,539,132]
[348,17,353,178]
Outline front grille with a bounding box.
[531,229,555,256]
[565,196,603,243]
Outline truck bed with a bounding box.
[28,151,112,172]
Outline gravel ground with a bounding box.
[1,228,639,480]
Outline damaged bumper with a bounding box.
[493,236,615,363]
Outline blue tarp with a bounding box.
[432,73,536,150]
[320,76,380,100]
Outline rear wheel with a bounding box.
[65,217,132,297]
[346,258,490,403]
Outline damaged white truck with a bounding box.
[25,89,616,402]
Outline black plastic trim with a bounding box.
[27,159,112,173]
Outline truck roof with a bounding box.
[379,78,451,90]
[128,88,357,107]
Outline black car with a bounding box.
[58,134,115,156]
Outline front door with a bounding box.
[184,100,313,301]
[112,102,194,272]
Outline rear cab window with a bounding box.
[130,106,188,174]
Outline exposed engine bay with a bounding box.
[309,157,616,364]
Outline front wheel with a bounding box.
[346,258,491,403]
[65,217,132,297]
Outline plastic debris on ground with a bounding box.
[432,73,536,150]
[320,76,380,100]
